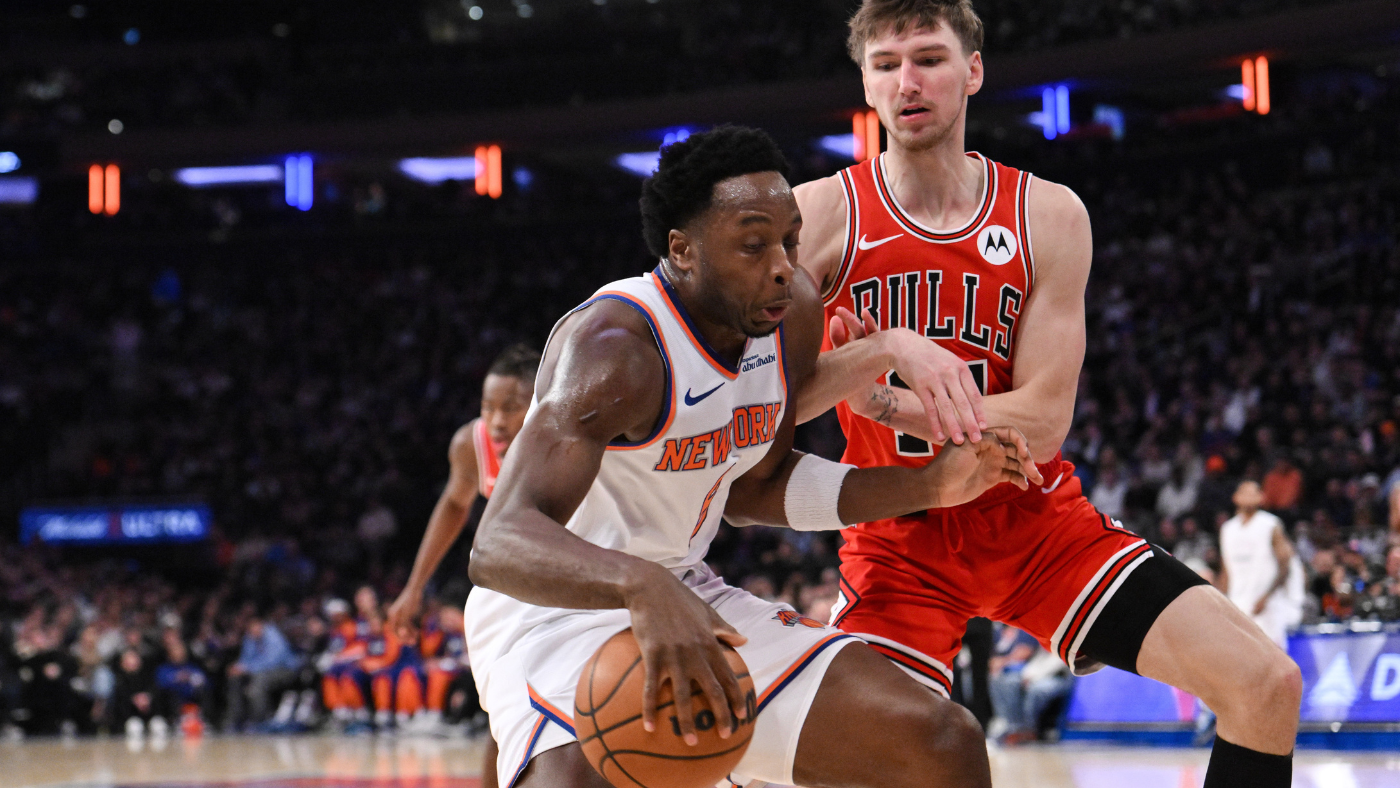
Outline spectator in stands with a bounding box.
[1263,456,1304,519]
[224,615,298,731]
[111,648,164,739]
[988,626,1073,745]
[1156,464,1199,520]
[1089,449,1129,520]
[155,633,209,733]
[1196,455,1237,523]
[71,625,111,730]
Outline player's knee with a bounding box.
[1268,654,1303,715]
[1222,649,1302,721]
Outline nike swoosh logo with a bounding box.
[1040,472,1065,495]
[684,383,724,407]
[857,233,904,251]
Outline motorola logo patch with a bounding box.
[977,225,1017,266]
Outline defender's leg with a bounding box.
[792,644,990,788]
[1136,584,1301,785]
[1078,549,1300,787]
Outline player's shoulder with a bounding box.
[1025,175,1091,278]
[793,172,847,214]
[448,421,478,459]
[544,297,665,403]
[793,173,851,290]
[1026,175,1088,227]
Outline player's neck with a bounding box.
[882,132,983,232]
[1239,507,1259,520]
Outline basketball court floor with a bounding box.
[2,735,1395,788]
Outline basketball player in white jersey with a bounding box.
[389,344,538,786]
[466,126,1038,788]
[1219,481,1298,648]
[789,2,1302,786]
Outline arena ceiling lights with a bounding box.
[615,152,661,178]
[0,176,38,206]
[173,158,314,211]
[398,156,480,184]
[174,165,284,187]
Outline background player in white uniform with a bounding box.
[1218,481,1299,649]
[466,126,1038,788]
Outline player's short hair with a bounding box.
[487,343,540,382]
[639,125,791,259]
[847,0,984,64]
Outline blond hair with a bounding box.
[847,0,984,65]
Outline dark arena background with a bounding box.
[3,1,1400,787]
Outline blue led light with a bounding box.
[616,152,662,177]
[661,128,693,147]
[0,177,38,205]
[176,165,284,187]
[284,155,313,211]
[819,134,858,160]
[398,157,480,184]
[0,152,19,174]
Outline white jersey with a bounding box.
[1220,510,1286,615]
[467,268,792,670]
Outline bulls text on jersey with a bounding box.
[847,272,1025,362]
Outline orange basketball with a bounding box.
[574,629,756,788]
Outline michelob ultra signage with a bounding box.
[21,504,211,545]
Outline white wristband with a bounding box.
[784,454,857,532]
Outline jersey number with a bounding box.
[889,360,987,457]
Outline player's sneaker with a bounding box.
[125,717,145,739]
[148,716,170,740]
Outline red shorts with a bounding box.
[832,466,1150,696]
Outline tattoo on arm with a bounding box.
[870,385,899,426]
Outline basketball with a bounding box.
[574,629,757,788]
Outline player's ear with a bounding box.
[965,51,984,96]
[668,229,696,275]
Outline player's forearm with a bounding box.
[796,330,909,424]
[978,388,1073,464]
[838,464,952,522]
[404,496,473,592]
[850,384,944,441]
[852,383,1069,464]
[469,507,661,611]
[726,451,947,528]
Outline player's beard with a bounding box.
[891,96,964,154]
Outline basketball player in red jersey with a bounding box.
[792,2,1301,784]
[388,343,538,787]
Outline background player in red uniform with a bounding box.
[388,344,539,786]
[793,2,1302,785]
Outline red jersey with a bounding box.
[472,418,503,498]
[821,152,1064,508]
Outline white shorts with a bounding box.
[468,563,859,788]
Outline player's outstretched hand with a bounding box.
[926,426,1044,508]
[626,564,749,745]
[386,587,423,642]
[830,306,987,446]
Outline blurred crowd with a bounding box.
[3,0,1348,135]
[0,541,480,739]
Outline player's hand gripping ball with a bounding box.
[574,629,756,788]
